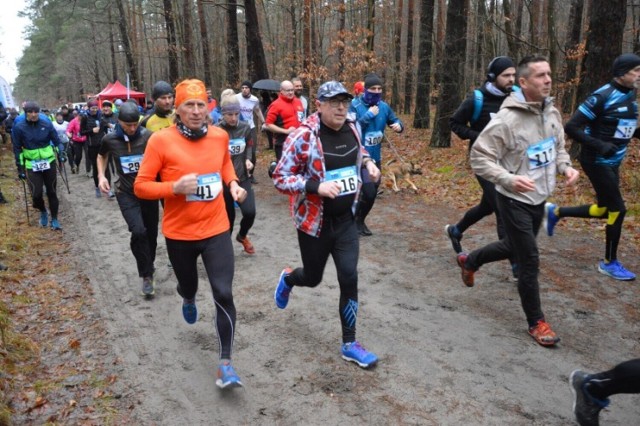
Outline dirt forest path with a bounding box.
[59,156,640,426]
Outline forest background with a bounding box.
[8,0,639,146]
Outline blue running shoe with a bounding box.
[50,218,62,231]
[39,211,48,227]
[216,361,243,389]
[182,299,198,324]
[444,224,463,254]
[545,202,560,236]
[341,341,378,369]
[597,260,636,281]
[274,268,293,309]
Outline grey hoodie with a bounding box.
[470,91,572,206]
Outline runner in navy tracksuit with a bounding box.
[546,53,640,281]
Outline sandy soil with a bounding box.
[55,156,639,425]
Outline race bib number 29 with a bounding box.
[186,173,222,202]
[120,155,143,174]
[527,137,556,170]
[325,166,358,196]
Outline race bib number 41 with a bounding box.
[120,155,143,174]
[325,166,358,196]
[186,173,222,202]
[31,160,51,172]
[527,137,556,170]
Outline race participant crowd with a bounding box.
[3,54,640,424]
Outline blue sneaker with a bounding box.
[274,268,293,309]
[597,260,636,281]
[216,361,243,389]
[95,187,102,198]
[341,341,378,369]
[182,299,198,324]
[545,202,560,236]
[50,218,62,231]
[39,211,48,227]
[444,224,463,254]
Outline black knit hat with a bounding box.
[487,56,516,82]
[364,73,383,89]
[152,80,174,100]
[117,102,140,123]
[612,53,640,77]
[241,80,252,89]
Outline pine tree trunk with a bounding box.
[403,0,415,114]
[578,0,626,103]
[225,0,240,85]
[114,0,139,89]
[245,0,269,81]
[431,0,469,147]
[162,0,179,83]
[413,0,436,129]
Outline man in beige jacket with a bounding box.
[455,55,579,347]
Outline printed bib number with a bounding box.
[31,160,51,172]
[364,131,383,147]
[326,166,358,196]
[527,137,556,170]
[615,119,637,139]
[229,138,246,155]
[120,155,143,174]
[186,173,222,202]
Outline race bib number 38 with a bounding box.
[120,155,143,174]
[325,166,358,196]
[186,173,222,202]
[527,137,556,170]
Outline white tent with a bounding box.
[0,75,16,109]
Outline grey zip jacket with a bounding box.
[470,91,572,206]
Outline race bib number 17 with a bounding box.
[186,173,222,202]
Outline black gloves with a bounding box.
[599,142,618,158]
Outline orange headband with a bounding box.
[174,79,207,108]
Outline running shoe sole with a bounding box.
[341,354,378,369]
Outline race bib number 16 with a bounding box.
[186,173,222,202]
[325,166,358,196]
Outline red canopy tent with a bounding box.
[97,80,146,106]
[96,82,114,97]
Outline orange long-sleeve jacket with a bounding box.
[134,125,238,240]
